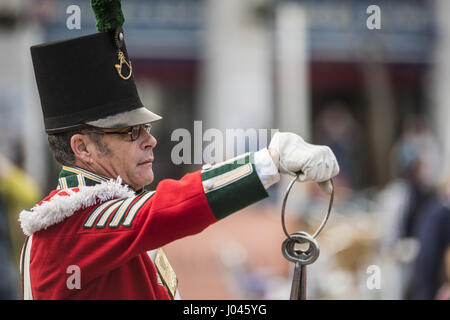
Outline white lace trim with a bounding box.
[19,177,134,236]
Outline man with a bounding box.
[19,27,339,299]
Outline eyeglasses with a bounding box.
[87,124,152,141]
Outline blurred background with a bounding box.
[0,0,449,300]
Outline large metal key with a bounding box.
[282,231,320,300]
[290,262,307,300]
[280,175,334,300]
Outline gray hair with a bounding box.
[47,127,112,166]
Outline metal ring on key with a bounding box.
[281,174,334,240]
[282,231,320,265]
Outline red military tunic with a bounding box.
[19,152,275,299]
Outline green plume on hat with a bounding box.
[91,0,125,32]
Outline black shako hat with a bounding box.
[30,28,162,134]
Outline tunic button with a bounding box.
[202,163,212,171]
[203,180,214,191]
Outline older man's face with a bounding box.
[88,126,157,190]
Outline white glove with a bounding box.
[268,132,339,194]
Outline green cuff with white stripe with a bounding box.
[201,152,268,220]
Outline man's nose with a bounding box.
[141,130,157,149]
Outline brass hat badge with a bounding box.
[115,50,132,80]
[113,28,132,80]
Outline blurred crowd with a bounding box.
[310,103,450,300]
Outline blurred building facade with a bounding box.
[0,0,435,191]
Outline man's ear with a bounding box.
[70,134,92,163]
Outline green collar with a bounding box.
[57,166,110,189]
[57,166,146,195]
